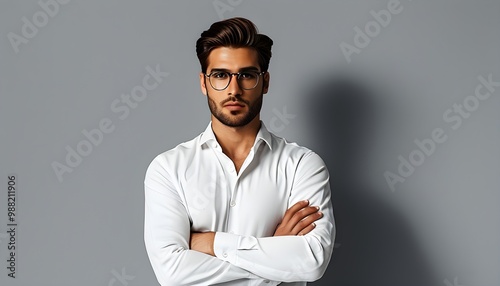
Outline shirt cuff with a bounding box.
[214,232,259,262]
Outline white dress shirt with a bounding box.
[144,121,335,286]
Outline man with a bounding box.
[144,17,335,285]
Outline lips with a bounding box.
[224,102,245,109]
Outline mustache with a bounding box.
[221,96,249,106]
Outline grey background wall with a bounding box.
[1,0,499,285]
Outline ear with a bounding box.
[262,72,270,94]
[200,72,208,96]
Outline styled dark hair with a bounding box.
[196,17,273,73]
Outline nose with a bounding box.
[226,73,242,96]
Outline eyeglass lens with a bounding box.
[209,71,260,90]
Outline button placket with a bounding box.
[226,179,241,234]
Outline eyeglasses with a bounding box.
[204,71,265,91]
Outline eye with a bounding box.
[211,72,229,79]
[239,72,257,79]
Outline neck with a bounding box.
[211,116,261,160]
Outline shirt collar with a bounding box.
[199,121,273,150]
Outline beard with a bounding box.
[207,90,263,127]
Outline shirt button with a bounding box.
[223,253,228,258]
[230,201,236,207]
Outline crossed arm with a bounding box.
[190,200,323,256]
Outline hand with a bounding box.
[189,232,216,256]
[273,200,323,236]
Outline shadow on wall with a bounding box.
[304,72,437,286]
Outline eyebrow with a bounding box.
[209,66,260,73]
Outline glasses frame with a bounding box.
[204,71,266,91]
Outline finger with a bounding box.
[292,211,323,234]
[297,222,316,236]
[288,206,320,228]
[280,200,310,226]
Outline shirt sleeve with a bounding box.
[213,151,336,283]
[144,155,281,286]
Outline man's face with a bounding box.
[200,47,269,127]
